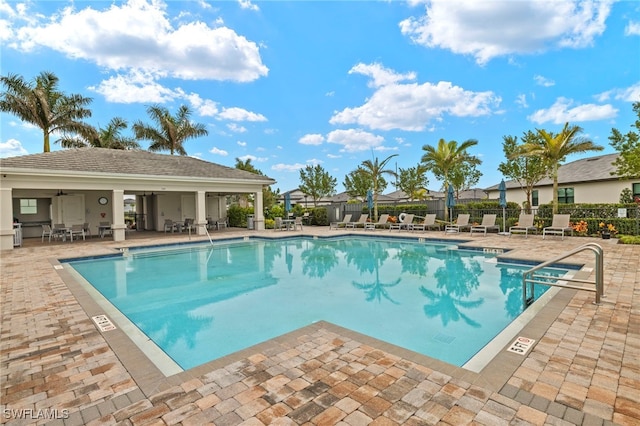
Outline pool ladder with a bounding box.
[188,223,214,245]
[523,242,604,307]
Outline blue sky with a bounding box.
[1,0,638,194]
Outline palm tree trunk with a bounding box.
[44,132,50,153]
[552,163,559,214]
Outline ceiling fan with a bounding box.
[56,190,69,196]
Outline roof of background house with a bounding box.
[485,153,621,191]
[0,148,275,183]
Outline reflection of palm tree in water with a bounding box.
[350,241,401,303]
[499,266,561,319]
[393,243,430,277]
[136,309,213,349]
[301,241,339,278]
[420,250,485,326]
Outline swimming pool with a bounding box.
[65,236,568,371]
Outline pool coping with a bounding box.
[53,235,584,406]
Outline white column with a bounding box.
[195,191,206,235]
[111,190,126,241]
[0,187,14,250]
[254,189,265,230]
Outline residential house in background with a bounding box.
[485,153,640,206]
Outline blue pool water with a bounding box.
[66,236,566,370]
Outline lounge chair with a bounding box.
[543,214,573,240]
[330,214,352,229]
[366,214,389,231]
[41,224,54,242]
[509,214,538,238]
[346,214,368,229]
[470,214,500,236]
[445,214,471,233]
[216,218,228,230]
[389,213,414,231]
[411,214,440,231]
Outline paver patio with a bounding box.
[1,227,638,425]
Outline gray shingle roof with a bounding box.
[0,148,275,183]
[485,153,621,190]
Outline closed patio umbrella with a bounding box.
[284,193,291,215]
[498,180,508,235]
[367,190,373,218]
[446,184,456,223]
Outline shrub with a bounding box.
[618,235,640,244]
[311,207,328,226]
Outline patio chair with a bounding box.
[274,217,287,231]
[330,214,352,230]
[293,216,304,231]
[445,214,471,233]
[411,214,441,231]
[509,214,537,238]
[183,218,194,233]
[216,218,228,230]
[346,214,368,229]
[83,222,92,238]
[53,223,69,241]
[164,219,175,233]
[69,224,85,241]
[543,214,573,240]
[366,214,389,231]
[41,224,54,242]
[470,214,500,236]
[99,221,112,238]
[389,213,414,231]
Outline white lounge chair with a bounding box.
[366,214,389,230]
[390,213,414,231]
[470,214,500,236]
[543,214,573,240]
[509,214,538,238]
[346,214,368,229]
[411,214,440,231]
[69,224,85,241]
[330,214,352,229]
[445,214,471,233]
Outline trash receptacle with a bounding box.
[247,214,254,230]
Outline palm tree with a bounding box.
[358,154,398,220]
[512,123,603,213]
[133,105,208,155]
[0,71,94,152]
[420,138,478,219]
[60,117,140,150]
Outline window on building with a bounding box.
[19,199,37,214]
[531,190,539,207]
[633,183,640,199]
[557,188,574,204]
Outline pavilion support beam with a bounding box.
[111,190,126,241]
[0,187,14,250]
[254,190,265,230]
[195,191,206,235]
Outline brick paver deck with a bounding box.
[1,228,638,425]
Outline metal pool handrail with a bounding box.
[522,242,604,307]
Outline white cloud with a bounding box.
[89,71,178,103]
[327,153,342,159]
[218,107,267,122]
[596,82,640,103]
[625,21,640,36]
[534,75,555,87]
[238,0,259,12]
[299,134,325,145]
[515,94,528,108]
[528,97,618,124]
[237,141,247,147]
[326,129,385,153]
[331,63,500,131]
[227,123,247,133]
[238,154,268,162]
[0,138,29,158]
[186,93,219,117]
[349,63,416,88]
[271,163,306,172]
[306,158,323,165]
[6,0,268,82]
[400,0,613,65]
[209,147,228,156]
